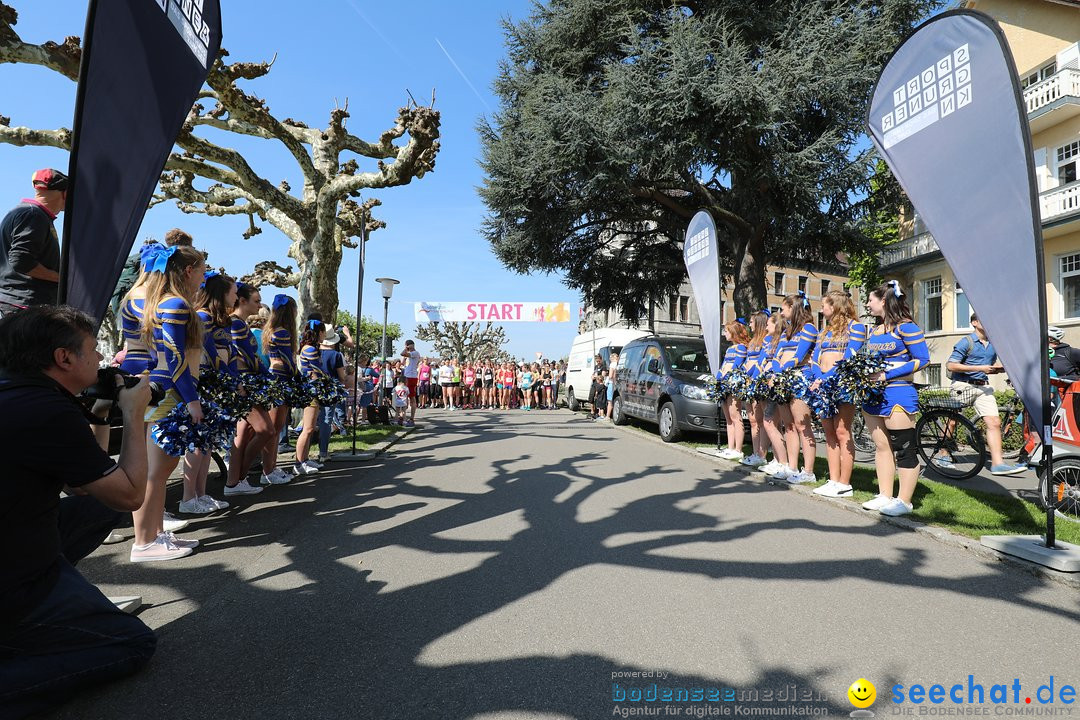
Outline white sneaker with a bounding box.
[879,498,914,516]
[862,494,894,511]
[130,532,193,563]
[199,495,229,511]
[178,497,214,515]
[815,480,853,497]
[770,465,795,481]
[739,453,759,466]
[260,469,291,485]
[293,461,320,475]
[162,512,189,533]
[307,458,325,469]
[224,479,265,495]
[759,460,782,475]
[743,454,767,468]
[719,448,742,460]
[786,471,817,485]
[102,531,126,545]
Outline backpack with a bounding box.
[947,335,977,382]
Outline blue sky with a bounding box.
[0,0,583,360]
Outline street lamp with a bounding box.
[375,277,399,406]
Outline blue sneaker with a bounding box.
[990,463,1027,476]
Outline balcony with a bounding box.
[880,231,940,268]
[1025,67,1080,134]
[1042,180,1080,232]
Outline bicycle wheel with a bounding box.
[1037,457,1080,523]
[916,409,985,480]
[851,412,876,454]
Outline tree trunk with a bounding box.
[732,224,767,317]
[291,228,342,323]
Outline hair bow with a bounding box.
[150,245,178,274]
[272,294,291,310]
[760,308,772,318]
[200,270,220,289]
[736,317,747,326]
[139,242,166,271]
[797,290,810,309]
[887,280,903,298]
[236,281,247,291]
[308,319,322,330]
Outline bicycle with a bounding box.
[914,386,987,481]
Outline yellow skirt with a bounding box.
[145,389,183,424]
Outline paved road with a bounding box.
[58,408,1078,719]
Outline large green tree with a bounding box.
[480,0,931,318]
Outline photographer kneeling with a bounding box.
[0,305,156,717]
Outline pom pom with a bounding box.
[239,371,283,408]
[276,374,315,407]
[832,350,887,408]
[198,369,252,418]
[308,375,349,405]
[150,399,234,457]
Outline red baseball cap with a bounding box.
[31,168,69,191]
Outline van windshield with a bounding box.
[662,341,711,374]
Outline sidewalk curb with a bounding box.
[602,419,1080,590]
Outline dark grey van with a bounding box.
[611,336,717,442]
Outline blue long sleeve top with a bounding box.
[148,296,200,404]
[299,344,327,378]
[864,322,930,384]
[810,321,868,380]
[230,316,264,373]
[119,297,156,371]
[781,322,818,370]
[719,343,747,377]
[268,328,296,378]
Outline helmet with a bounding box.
[1048,326,1065,342]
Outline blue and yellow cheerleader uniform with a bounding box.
[299,342,328,407]
[810,321,868,384]
[118,297,156,375]
[146,296,201,424]
[861,322,929,417]
[719,343,747,378]
[780,322,818,374]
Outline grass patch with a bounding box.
[616,413,1080,545]
[327,424,402,453]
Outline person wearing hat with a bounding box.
[1048,326,1080,380]
[0,169,69,313]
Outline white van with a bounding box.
[563,328,650,411]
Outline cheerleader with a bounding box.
[810,289,867,498]
[263,295,299,482]
[294,320,327,474]
[739,312,771,468]
[860,281,930,516]
[772,292,819,484]
[132,244,206,562]
[178,272,239,514]
[117,242,165,376]
[229,283,277,491]
[757,312,791,477]
[717,319,749,461]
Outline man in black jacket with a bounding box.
[0,169,68,314]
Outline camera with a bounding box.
[84,367,166,406]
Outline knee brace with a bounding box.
[888,427,919,469]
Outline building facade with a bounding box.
[581,262,858,342]
[880,0,1080,388]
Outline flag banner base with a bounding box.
[980,535,1080,572]
[696,447,726,458]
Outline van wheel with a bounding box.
[659,402,682,442]
[612,396,627,426]
[567,387,580,412]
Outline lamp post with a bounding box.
[350,213,368,457]
[375,277,399,407]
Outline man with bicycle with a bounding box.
[943,313,1026,476]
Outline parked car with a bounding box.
[564,327,650,411]
[611,335,718,442]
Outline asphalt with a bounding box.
[55,408,1079,720]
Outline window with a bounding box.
[925,364,942,387]
[668,295,677,323]
[1061,253,1080,319]
[770,306,780,316]
[773,272,785,295]
[820,279,830,297]
[817,311,824,329]
[1058,141,1079,186]
[1021,62,1057,89]
[923,277,943,332]
[798,276,808,295]
[679,296,689,323]
[955,283,971,330]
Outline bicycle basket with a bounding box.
[919,386,983,410]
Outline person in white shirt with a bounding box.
[439,359,454,410]
[400,340,421,426]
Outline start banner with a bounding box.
[415,302,571,323]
